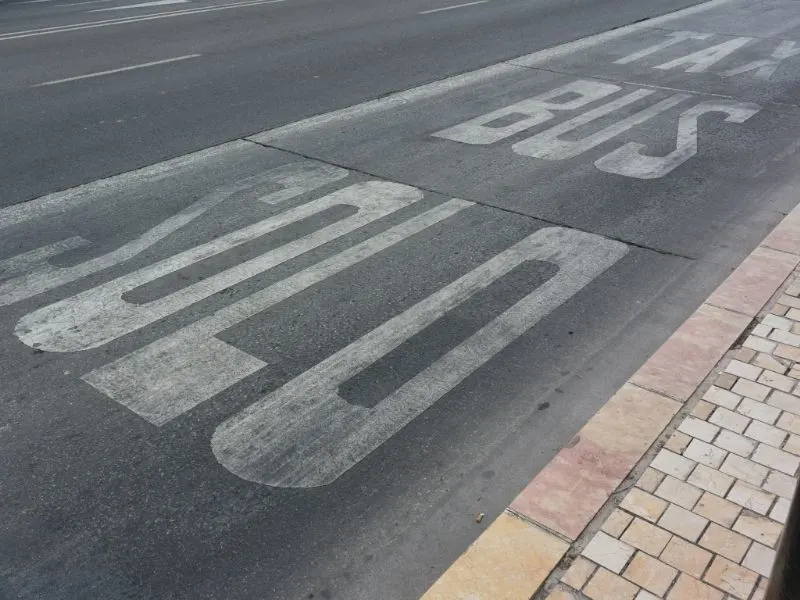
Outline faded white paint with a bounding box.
[512,90,690,160]
[0,160,346,306]
[82,199,471,425]
[212,227,628,488]
[432,80,619,145]
[595,99,760,178]
[16,182,422,353]
[655,37,752,73]
[723,40,800,80]
[614,30,712,65]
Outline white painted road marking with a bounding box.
[16,181,423,353]
[212,227,628,488]
[0,160,347,306]
[419,0,488,15]
[0,0,286,42]
[82,199,470,425]
[32,54,200,87]
[89,0,187,11]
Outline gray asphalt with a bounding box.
[0,0,706,206]
[3,0,800,599]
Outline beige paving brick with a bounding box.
[544,587,577,600]
[689,464,735,496]
[583,531,636,573]
[758,370,795,392]
[743,335,777,354]
[678,417,720,443]
[767,390,800,416]
[734,513,783,547]
[693,400,716,420]
[752,352,789,374]
[770,328,800,346]
[745,420,788,447]
[770,496,791,523]
[621,518,672,556]
[725,360,762,381]
[783,433,800,455]
[655,476,703,509]
[584,568,639,600]
[700,523,751,562]
[623,552,677,596]
[736,398,780,424]
[777,412,800,435]
[764,314,793,331]
[774,304,790,316]
[665,431,692,454]
[602,509,634,537]
[635,591,660,600]
[752,322,774,336]
[752,443,800,475]
[751,577,768,600]
[720,454,769,486]
[651,449,696,480]
[621,489,669,523]
[703,556,758,599]
[710,408,750,434]
[734,348,756,363]
[659,536,712,579]
[684,439,727,468]
[704,387,741,409]
[742,543,775,578]
[667,573,724,600]
[715,430,756,457]
[658,504,708,542]
[786,282,800,297]
[763,470,797,499]
[732,379,770,402]
[694,491,741,527]
[715,373,738,390]
[637,468,666,494]
[726,480,776,515]
[562,556,596,590]
[774,342,800,362]
[790,365,800,379]
[779,293,800,308]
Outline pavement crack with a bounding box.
[244,137,696,261]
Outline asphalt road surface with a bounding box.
[3,0,800,598]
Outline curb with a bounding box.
[421,205,800,600]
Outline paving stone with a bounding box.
[751,443,800,476]
[666,573,724,600]
[731,379,770,402]
[726,480,776,515]
[763,314,793,331]
[651,450,696,480]
[693,400,716,420]
[774,343,800,362]
[745,420,788,447]
[752,352,789,374]
[743,336,777,354]
[699,523,751,562]
[678,417,719,443]
[767,390,800,416]
[658,504,708,542]
[665,431,692,454]
[584,568,639,600]
[770,328,800,346]
[784,433,800,456]
[582,531,636,573]
[736,398,780,424]
[703,556,758,599]
[621,518,672,557]
[734,513,783,547]
[777,412,800,435]
[720,454,769,486]
[774,304,790,316]
[635,591,660,600]
[710,408,750,434]
[693,492,741,527]
[659,536,712,579]
[763,470,797,499]
[715,430,756,457]
[636,469,665,494]
[725,360,762,381]
[757,370,795,392]
[742,543,775,578]
[655,476,703,510]
[704,387,741,409]
[714,373,738,390]
[561,556,596,590]
[602,509,635,538]
[620,489,669,523]
[623,552,677,597]
[684,439,727,468]
[770,496,791,523]
[688,464,735,496]
[734,348,756,363]
[752,323,774,337]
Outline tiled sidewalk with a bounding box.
[547,283,800,600]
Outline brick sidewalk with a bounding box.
[423,208,800,599]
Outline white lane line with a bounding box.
[419,0,487,15]
[32,54,200,87]
[89,0,188,12]
[58,0,114,6]
[0,0,285,41]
